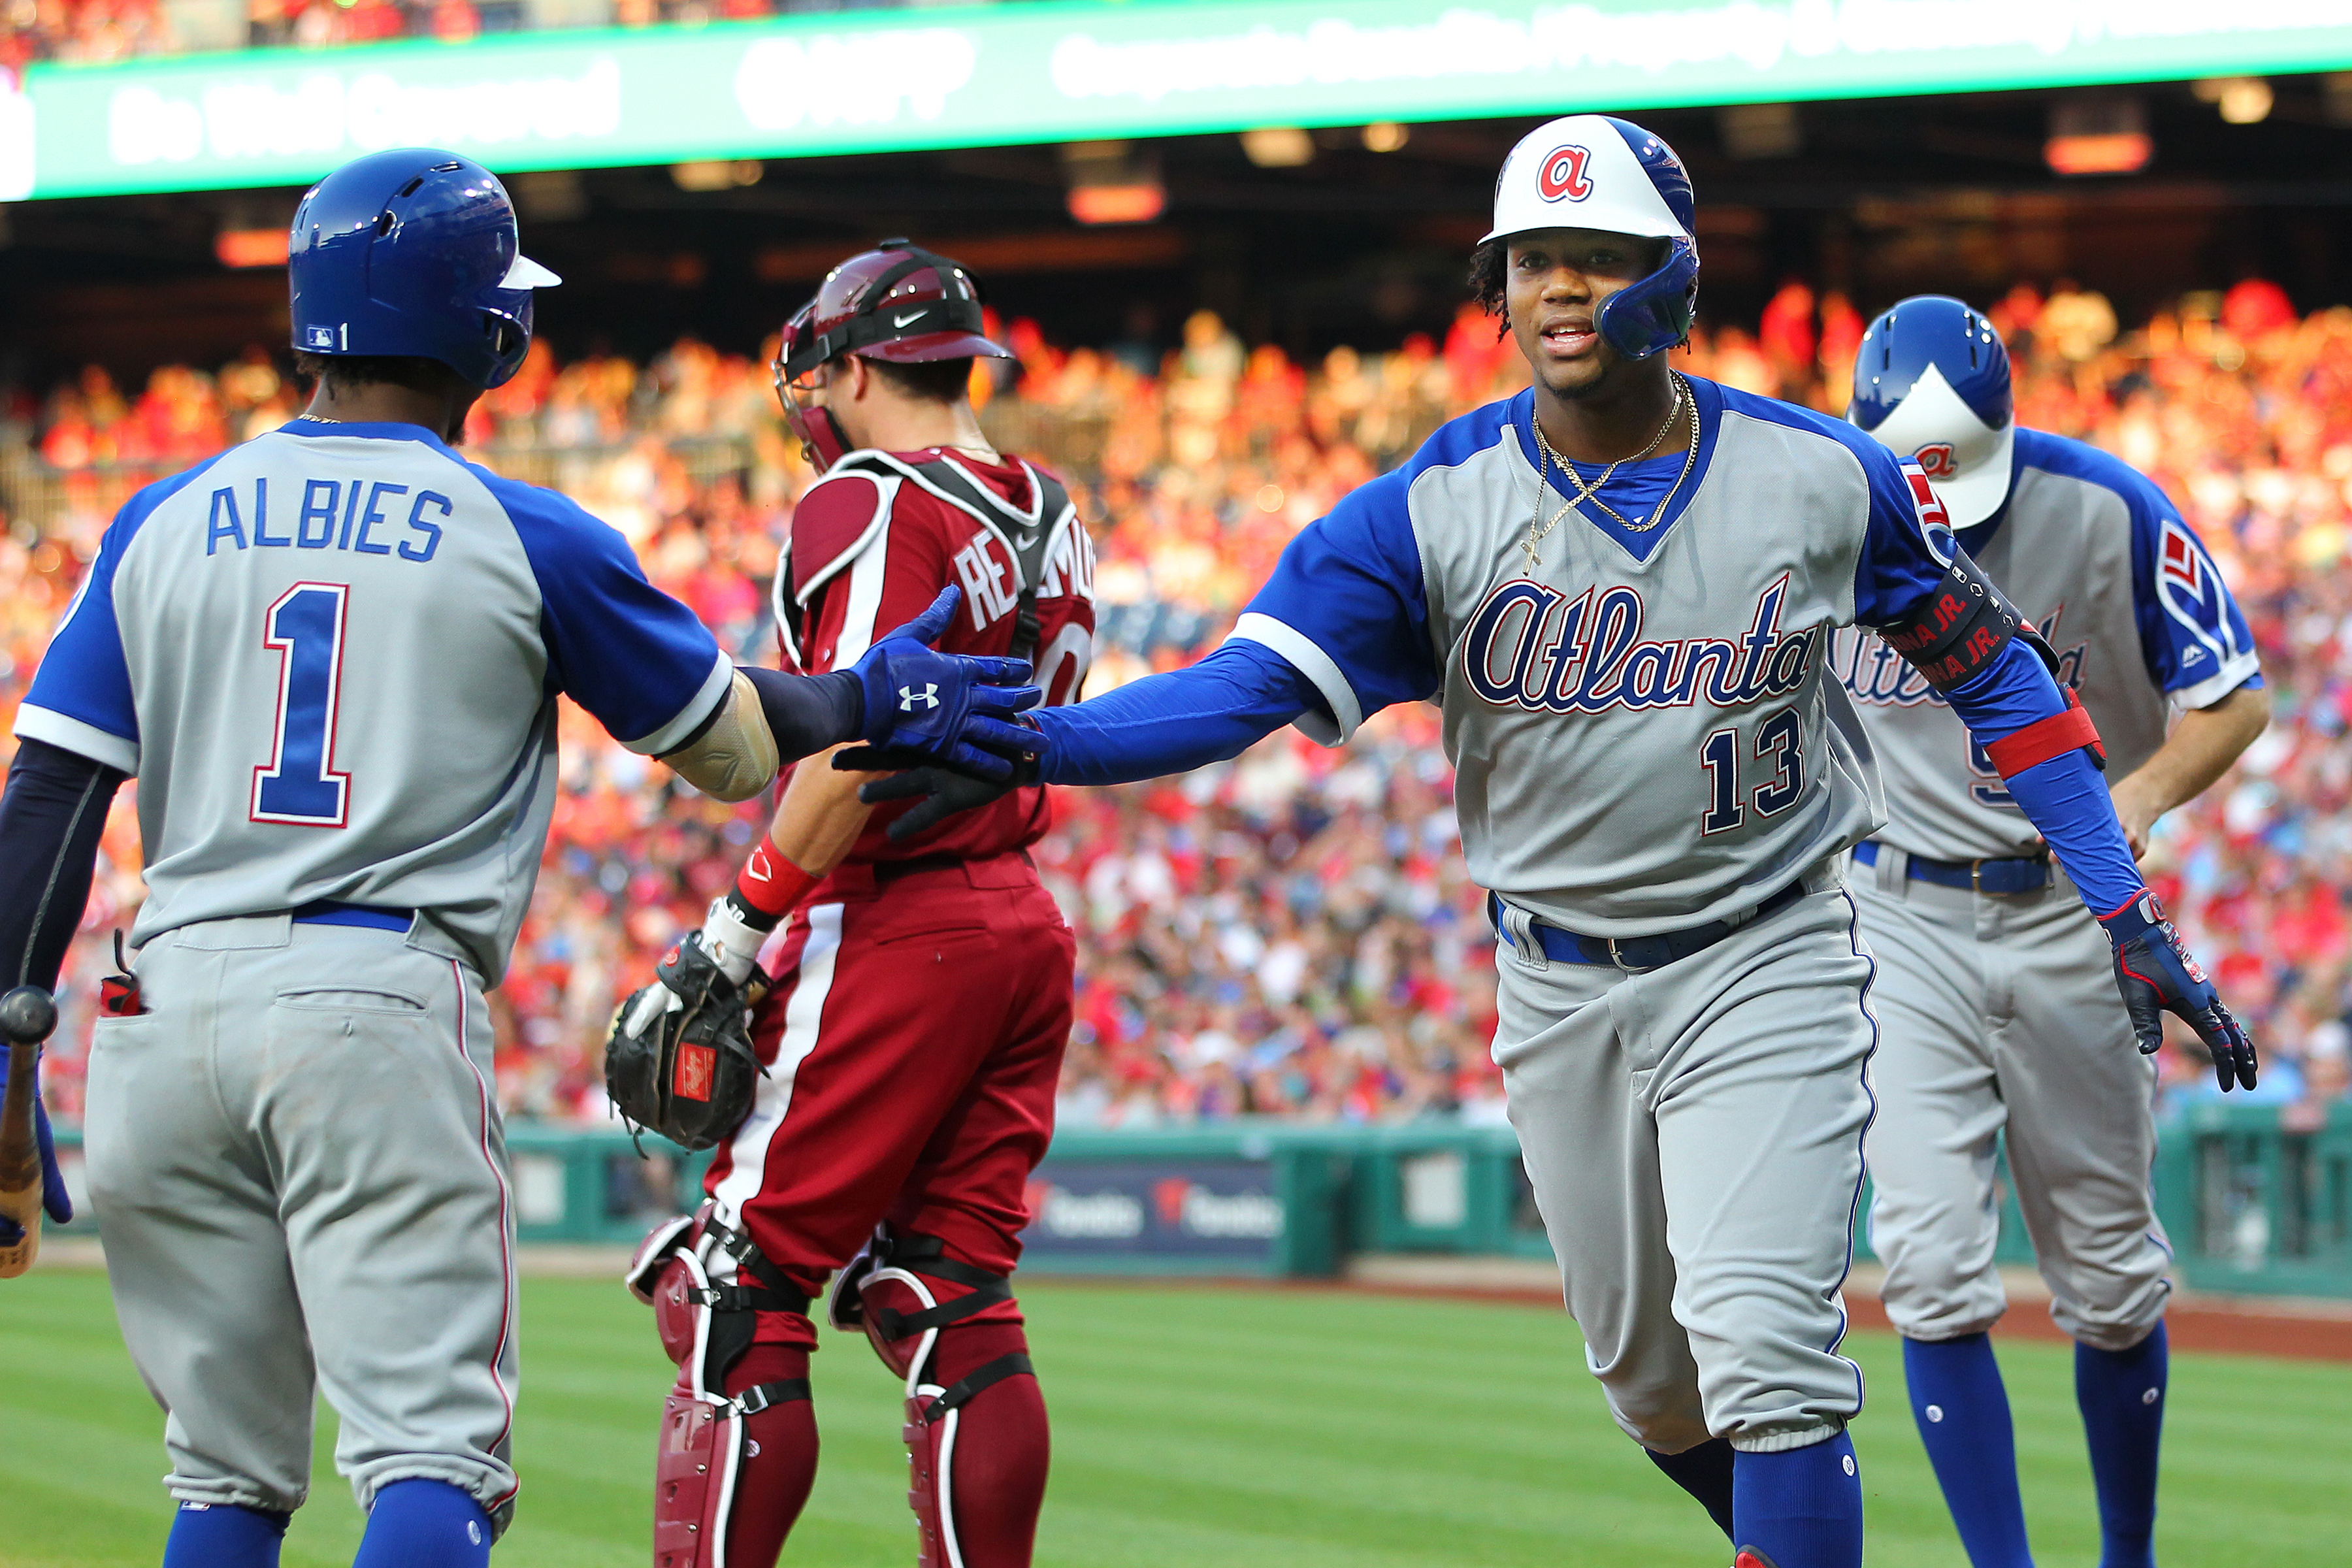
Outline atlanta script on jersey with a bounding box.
[1222,377,1959,938]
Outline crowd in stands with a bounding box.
[4,275,2350,1135]
[3,0,988,67]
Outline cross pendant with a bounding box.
[1520,536,1543,572]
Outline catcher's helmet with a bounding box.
[288,148,561,391]
[772,239,1011,469]
[1850,295,2016,527]
[1486,114,1698,363]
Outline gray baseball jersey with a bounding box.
[17,416,731,1522]
[1844,428,2260,1348]
[1832,427,2260,864]
[1230,376,1965,939]
[17,417,732,983]
[1225,377,1963,1452]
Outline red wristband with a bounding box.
[1984,688,2106,777]
[736,839,817,921]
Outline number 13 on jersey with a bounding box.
[1699,706,1805,834]
[250,582,353,827]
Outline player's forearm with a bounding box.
[2111,683,2270,828]
[768,745,875,879]
[1942,641,2143,914]
[1030,641,1320,787]
[0,740,125,992]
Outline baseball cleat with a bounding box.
[1733,1550,1780,1568]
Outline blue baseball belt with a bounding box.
[1488,879,1809,972]
[291,899,416,932]
[1852,840,2051,895]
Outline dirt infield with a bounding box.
[1341,1256,2352,1362]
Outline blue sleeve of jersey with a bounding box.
[1849,442,1959,629]
[1032,640,1318,787]
[16,461,217,775]
[1228,470,1438,744]
[2123,481,2263,705]
[1943,638,2143,915]
[484,473,730,753]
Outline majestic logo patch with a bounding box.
[1912,442,1958,480]
[1902,465,1957,564]
[1537,144,1595,203]
[898,683,940,711]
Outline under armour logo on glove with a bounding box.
[2100,889,2257,1091]
[845,586,1040,781]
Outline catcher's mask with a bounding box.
[770,238,1010,470]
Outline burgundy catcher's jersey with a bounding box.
[778,445,1096,874]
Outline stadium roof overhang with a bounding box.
[5,0,2352,203]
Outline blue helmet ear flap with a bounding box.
[1595,233,1699,362]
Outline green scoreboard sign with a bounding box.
[5,0,2351,201]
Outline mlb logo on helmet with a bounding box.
[1537,145,1595,203]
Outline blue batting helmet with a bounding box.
[1850,295,2015,527]
[1486,114,1698,361]
[288,149,561,391]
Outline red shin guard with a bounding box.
[721,1345,820,1568]
[905,1322,1049,1568]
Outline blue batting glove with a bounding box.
[0,1048,73,1243]
[845,587,1042,781]
[2099,889,2256,1092]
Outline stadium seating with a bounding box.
[2,282,2346,1131]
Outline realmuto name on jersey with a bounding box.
[1462,572,1818,715]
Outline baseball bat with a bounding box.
[0,986,59,1280]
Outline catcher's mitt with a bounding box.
[606,930,770,1151]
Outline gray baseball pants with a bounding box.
[1495,869,1876,1456]
[1854,853,2170,1351]
[81,913,519,1518]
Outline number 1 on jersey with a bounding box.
[251,583,351,827]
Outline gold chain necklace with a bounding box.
[1523,374,1699,569]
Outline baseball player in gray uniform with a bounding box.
[850,117,2253,1568]
[0,148,1033,1568]
[1842,297,2268,1568]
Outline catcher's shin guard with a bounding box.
[829,1230,1041,1568]
[636,1209,815,1567]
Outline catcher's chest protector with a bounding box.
[630,1213,809,1567]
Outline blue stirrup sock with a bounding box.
[162,1501,290,1568]
[352,1478,492,1568]
[1903,1332,2035,1567]
[1731,1431,1863,1568]
[2076,1321,2167,1568]
[1646,1436,1737,1541]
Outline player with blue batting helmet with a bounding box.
[1477,113,1699,361]
[288,148,561,391]
[1848,295,2015,527]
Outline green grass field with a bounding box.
[1,1269,2343,1567]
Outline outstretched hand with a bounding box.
[842,587,1041,781]
[2099,890,2257,1092]
[833,743,1038,840]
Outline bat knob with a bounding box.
[0,987,56,1048]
